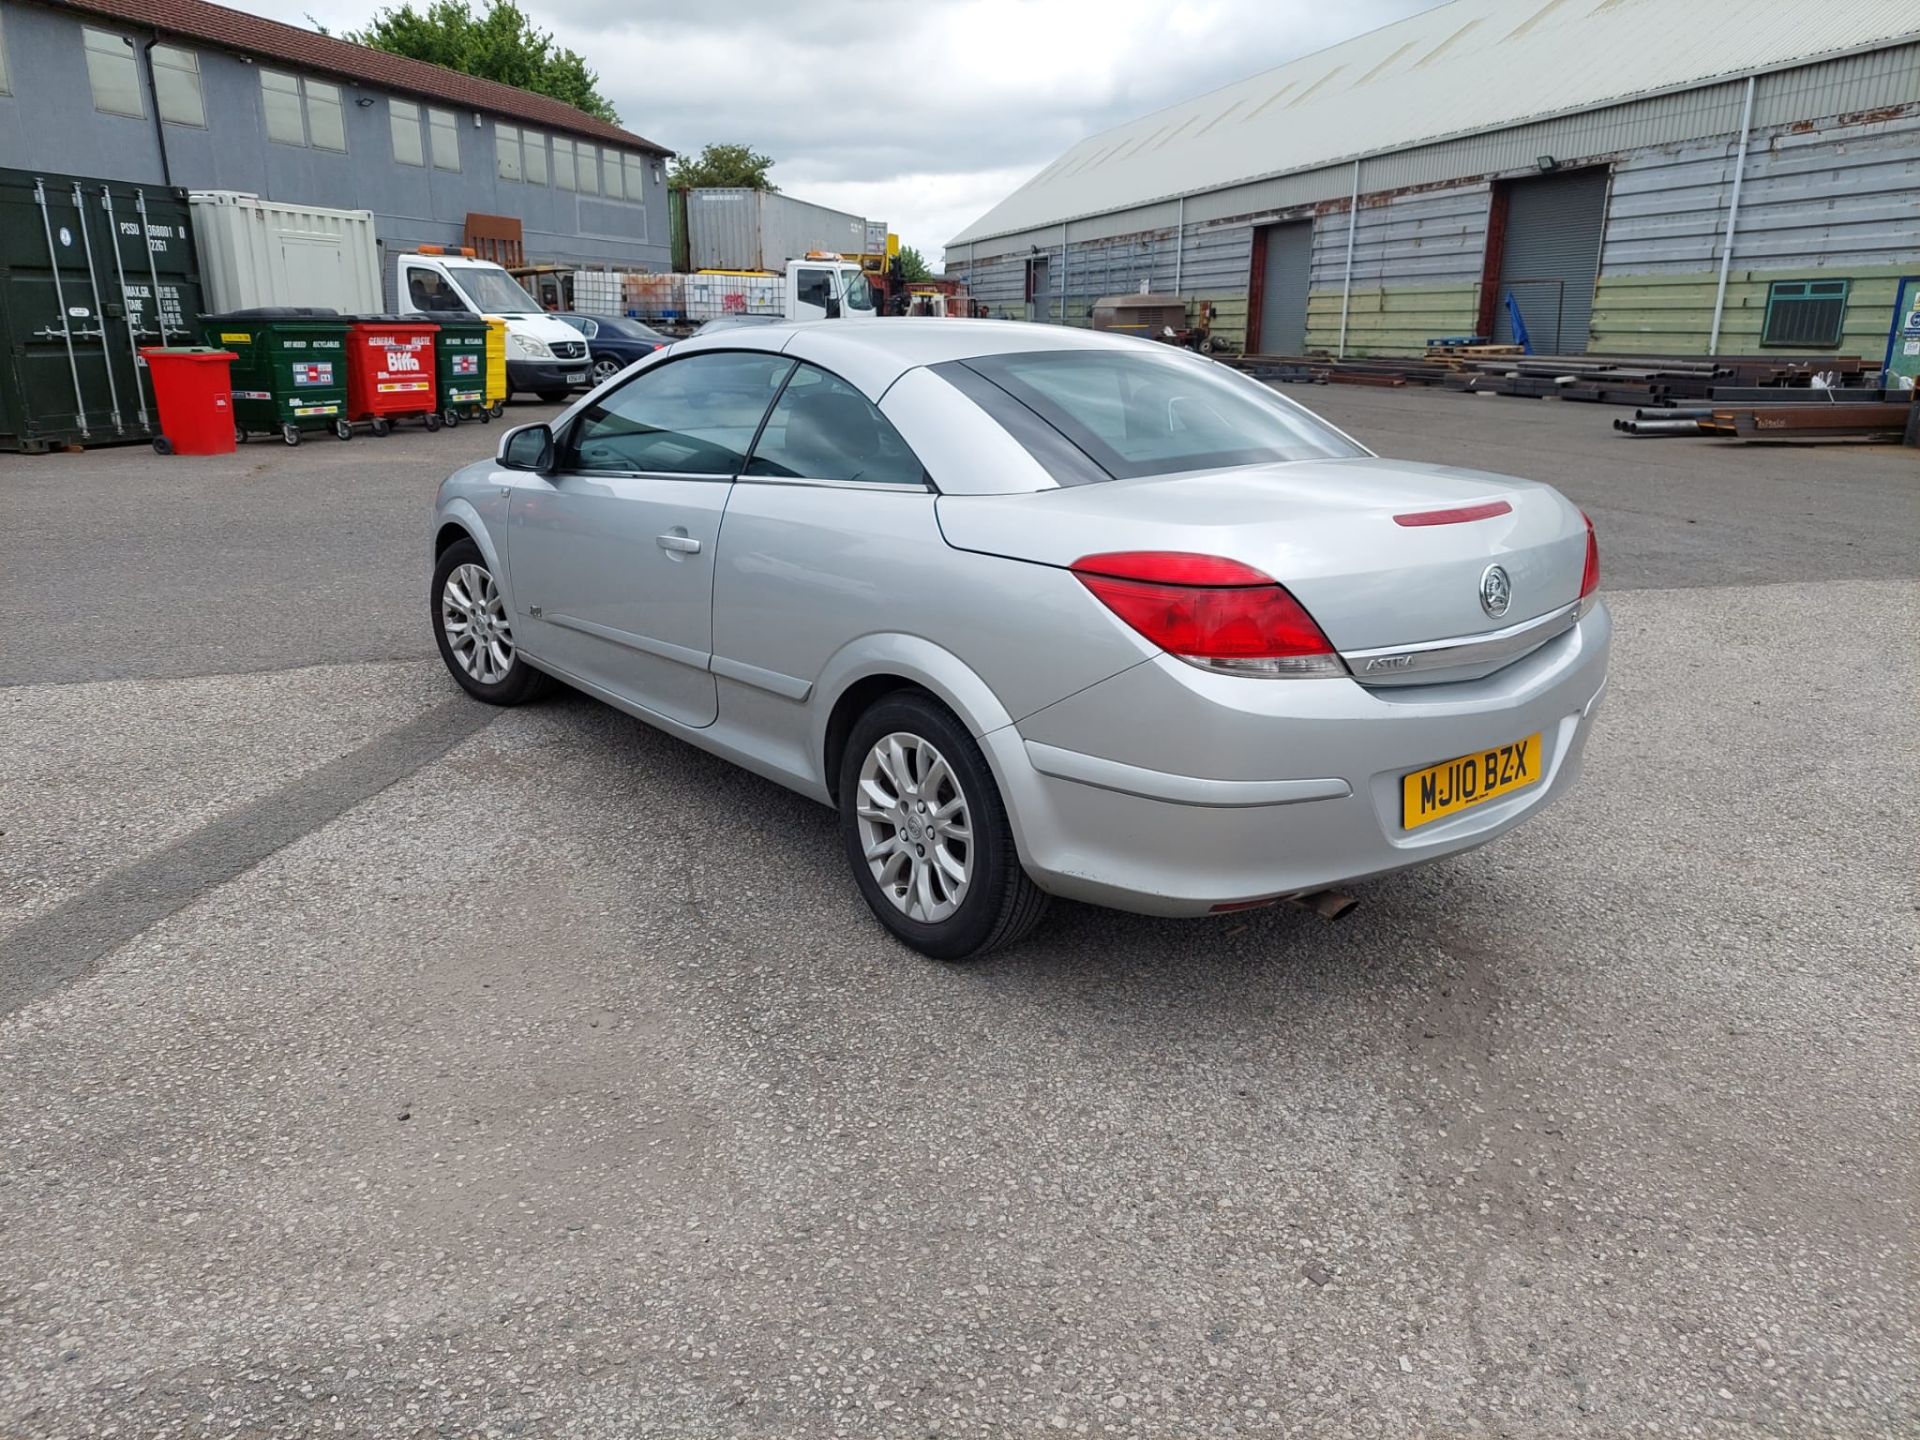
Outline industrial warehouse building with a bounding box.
[944,0,1920,359]
[0,0,671,278]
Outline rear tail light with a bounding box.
[1578,512,1600,615]
[1070,551,1347,679]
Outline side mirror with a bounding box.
[824,296,842,319]
[498,422,555,473]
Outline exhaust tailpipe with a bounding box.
[1289,888,1358,922]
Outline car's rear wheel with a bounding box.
[431,538,553,705]
[838,693,1048,960]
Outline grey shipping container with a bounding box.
[686,188,867,272]
[0,167,205,453]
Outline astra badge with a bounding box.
[1479,564,1512,618]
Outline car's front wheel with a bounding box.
[837,692,1048,960]
[590,357,622,385]
[431,538,553,705]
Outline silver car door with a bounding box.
[508,350,795,728]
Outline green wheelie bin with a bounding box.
[202,308,352,446]
[431,316,492,427]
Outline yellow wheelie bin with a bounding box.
[483,316,508,417]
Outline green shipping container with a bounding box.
[204,310,352,444]
[431,316,492,425]
[0,167,205,453]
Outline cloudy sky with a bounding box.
[241,0,1448,259]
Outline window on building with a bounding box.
[0,9,11,96]
[602,149,623,199]
[496,122,522,181]
[1761,279,1851,348]
[83,26,144,118]
[304,78,345,151]
[624,154,649,199]
[524,130,548,185]
[260,68,304,144]
[151,44,205,127]
[429,107,460,170]
[576,142,598,195]
[552,136,575,191]
[390,98,424,165]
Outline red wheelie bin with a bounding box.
[345,318,440,435]
[139,346,239,455]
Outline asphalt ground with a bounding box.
[1,380,1915,1437]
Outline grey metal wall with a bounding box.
[0,0,670,274]
[1601,107,1920,275]
[1308,181,1490,288]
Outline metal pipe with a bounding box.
[34,179,91,439]
[1060,220,1068,326]
[1288,888,1358,922]
[71,182,124,434]
[1173,194,1185,294]
[1708,74,1757,356]
[139,36,175,189]
[135,189,174,344]
[1337,158,1361,359]
[101,188,150,427]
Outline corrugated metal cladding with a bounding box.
[1603,107,1920,274]
[949,0,1920,247]
[1493,168,1612,353]
[1308,184,1490,289]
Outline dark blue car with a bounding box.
[554,313,675,387]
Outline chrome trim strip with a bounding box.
[1023,741,1352,809]
[711,655,813,701]
[733,475,932,494]
[1342,602,1580,684]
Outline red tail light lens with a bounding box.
[1070,551,1347,678]
[1579,512,1600,610]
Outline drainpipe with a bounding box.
[1337,158,1360,358]
[1708,74,1757,356]
[1173,194,1185,294]
[138,36,175,189]
[1060,220,1068,325]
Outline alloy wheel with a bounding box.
[854,732,973,923]
[591,358,621,384]
[440,562,514,684]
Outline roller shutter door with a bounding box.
[1493,168,1610,355]
[1255,221,1313,354]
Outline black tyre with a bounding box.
[370,417,392,438]
[536,389,570,404]
[235,425,248,445]
[333,418,353,441]
[281,423,301,447]
[431,538,554,706]
[151,435,174,456]
[442,407,461,428]
[424,411,443,432]
[837,692,1048,961]
[489,402,505,419]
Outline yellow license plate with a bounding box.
[1402,733,1542,830]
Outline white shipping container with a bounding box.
[188,191,382,315]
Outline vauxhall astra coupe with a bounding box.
[430,320,1609,959]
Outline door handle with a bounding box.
[656,532,702,554]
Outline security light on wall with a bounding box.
[1536,154,1559,172]
[355,95,374,107]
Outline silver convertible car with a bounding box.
[430,320,1609,959]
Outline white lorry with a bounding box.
[394,247,591,402]
[618,255,880,331]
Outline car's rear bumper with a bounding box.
[981,602,1611,916]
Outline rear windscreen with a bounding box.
[944,348,1365,482]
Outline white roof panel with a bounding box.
[949,0,1920,246]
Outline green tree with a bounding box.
[894,245,933,283]
[669,143,778,192]
[343,0,619,124]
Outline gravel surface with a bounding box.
[1,388,1913,1436]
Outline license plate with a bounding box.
[566,370,588,383]
[1402,733,1542,830]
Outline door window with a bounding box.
[563,351,794,475]
[745,364,925,486]
[795,269,833,311]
